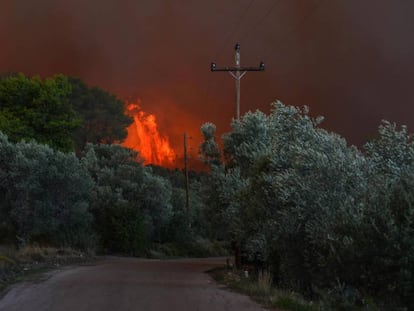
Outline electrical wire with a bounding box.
[213,0,256,61]
[205,0,256,101]
[206,0,328,104]
[239,0,282,42]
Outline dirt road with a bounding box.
[0,257,266,311]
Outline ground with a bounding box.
[0,257,269,311]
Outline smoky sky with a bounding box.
[1,0,414,153]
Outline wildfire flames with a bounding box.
[122,101,176,167]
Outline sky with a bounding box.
[1,0,414,156]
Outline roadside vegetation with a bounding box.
[209,267,319,311]
[0,245,94,294]
[0,73,226,292]
[0,73,413,309]
[200,103,414,310]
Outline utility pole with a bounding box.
[183,132,190,217]
[211,43,265,120]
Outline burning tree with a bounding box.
[122,100,176,167]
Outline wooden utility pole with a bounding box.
[211,43,265,120]
[183,132,190,216]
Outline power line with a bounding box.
[206,0,256,101]
[240,0,282,42]
[213,0,256,61]
[206,0,327,107]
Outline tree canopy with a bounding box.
[0,132,95,248]
[0,74,132,152]
[200,101,414,309]
[68,77,131,151]
[0,73,79,151]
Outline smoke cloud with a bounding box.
[1,0,414,154]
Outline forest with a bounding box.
[0,73,413,310]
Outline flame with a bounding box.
[122,101,176,166]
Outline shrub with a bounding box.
[101,203,148,256]
[200,102,414,309]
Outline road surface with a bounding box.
[0,257,267,311]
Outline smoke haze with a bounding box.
[1,0,414,154]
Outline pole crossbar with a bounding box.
[212,66,264,72]
[210,43,265,120]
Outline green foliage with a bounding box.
[0,74,131,153]
[0,133,188,255]
[144,165,210,243]
[0,132,95,249]
[68,77,131,151]
[274,295,318,311]
[199,165,245,240]
[0,72,211,257]
[102,203,147,256]
[223,110,273,173]
[209,268,318,311]
[165,188,191,243]
[81,144,173,251]
[0,73,80,151]
[200,101,414,309]
[362,121,414,308]
[150,238,228,258]
[200,122,221,165]
[81,143,145,250]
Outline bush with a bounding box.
[200,102,414,309]
[0,132,95,249]
[101,203,148,256]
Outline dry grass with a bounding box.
[0,245,17,270]
[0,244,94,293]
[208,267,319,311]
[257,270,273,295]
[0,254,15,269]
[17,245,85,263]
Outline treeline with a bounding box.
[200,102,414,309]
[2,72,413,309]
[0,73,131,152]
[0,135,206,255]
[0,73,213,256]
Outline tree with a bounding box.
[0,74,80,151]
[68,77,132,151]
[200,101,414,308]
[0,131,95,248]
[362,121,414,308]
[0,131,18,243]
[200,122,221,166]
[0,74,132,153]
[81,144,173,251]
[140,170,172,242]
